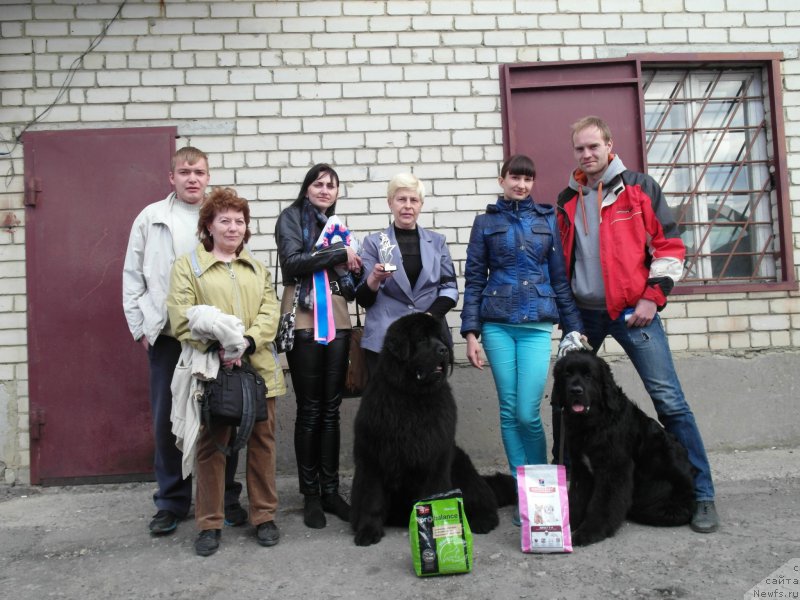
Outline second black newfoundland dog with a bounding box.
[552,350,695,546]
[350,313,516,547]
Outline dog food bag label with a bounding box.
[409,490,473,576]
[517,465,572,553]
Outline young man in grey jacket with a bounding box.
[122,146,244,535]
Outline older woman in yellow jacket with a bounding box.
[168,187,286,557]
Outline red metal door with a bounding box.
[23,127,176,484]
[500,58,645,205]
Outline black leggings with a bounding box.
[286,328,351,496]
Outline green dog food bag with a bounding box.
[409,489,473,577]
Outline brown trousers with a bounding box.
[195,396,277,531]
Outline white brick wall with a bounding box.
[0,0,799,484]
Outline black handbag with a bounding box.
[200,361,268,456]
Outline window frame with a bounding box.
[499,52,796,295]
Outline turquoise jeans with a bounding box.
[482,322,552,475]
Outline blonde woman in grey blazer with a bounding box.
[355,173,459,377]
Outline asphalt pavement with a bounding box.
[1,446,799,600]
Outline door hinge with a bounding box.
[31,408,45,441]
[24,177,41,207]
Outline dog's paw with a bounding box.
[571,527,607,547]
[467,512,499,534]
[354,525,384,546]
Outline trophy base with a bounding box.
[382,263,397,273]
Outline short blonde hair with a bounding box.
[571,116,613,144]
[171,146,208,172]
[387,173,425,202]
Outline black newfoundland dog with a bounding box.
[552,350,695,546]
[350,313,516,547]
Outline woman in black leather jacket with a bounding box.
[275,163,362,529]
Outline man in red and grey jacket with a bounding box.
[553,115,719,534]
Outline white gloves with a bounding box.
[557,331,591,359]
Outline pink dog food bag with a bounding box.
[517,464,572,553]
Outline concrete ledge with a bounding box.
[273,350,800,477]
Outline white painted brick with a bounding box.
[326,17,369,32]
[433,113,475,130]
[369,16,411,31]
[390,48,412,62]
[429,80,471,96]
[474,0,514,13]
[125,103,169,120]
[564,30,606,45]
[496,14,538,30]
[365,131,409,147]
[354,32,397,47]
[0,346,26,363]
[96,71,141,88]
[454,15,497,30]
[708,13,745,27]
[767,0,795,9]
[141,70,184,86]
[388,114,432,130]
[771,28,800,43]
[731,29,770,43]
[647,29,689,43]
[344,115,390,131]
[385,81,426,97]
[251,83,297,101]
[539,14,580,29]
[731,0,766,8]
[446,64,490,80]
[25,21,69,36]
[412,15,453,30]
[273,68,317,83]
[751,314,791,330]
[689,29,729,43]
[442,31,483,46]
[515,0,559,12]
[341,1,384,16]
[86,88,130,104]
[223,34,268,50]
[326,98,369,115]
[708,316,749,332]
[269,34,312,49]
[559,0,599,12]
[209,2,253,18]
[607,29,646,44]
[602,0,650,11]
[368,98,412,114]
[306,33,352,50]
[176,86,209,102]
[317,66,360,83]
[80,104,124,121]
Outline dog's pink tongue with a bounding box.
[572,404,586,413]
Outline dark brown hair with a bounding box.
[197,187,251,254]
[500,154,536,179]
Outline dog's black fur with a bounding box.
[552,350,695,546]
[350,313,516,547]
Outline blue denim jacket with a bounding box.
[460,196,582,337]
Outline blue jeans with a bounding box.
[148,335,241,517]
[564,309,715,501]
[482,323,552,474]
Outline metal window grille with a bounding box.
[642,67,777,284]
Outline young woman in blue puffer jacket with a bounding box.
[460,155,584,523]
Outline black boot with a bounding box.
[319,427,349,522]
[321,492,350,522]
[294,428,320,497]
[303,495,326,529]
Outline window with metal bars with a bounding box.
[643,67,777,285]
